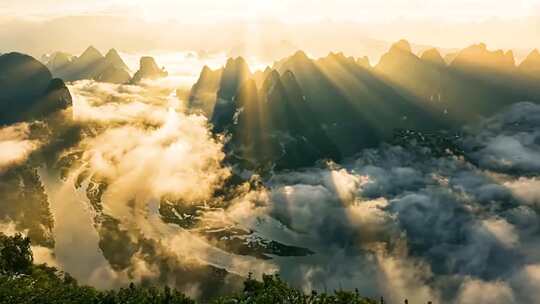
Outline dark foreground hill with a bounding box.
[0,52,72,125]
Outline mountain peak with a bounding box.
[451,43,516,70]
[356,56,371,69]
[262,69,282,91]
[292,50,309,61]
[201,65,212,75]
[80,46,103,61]
[46,52,72,71]
[234,56,247,64]
[518,48,540,72]
[131,56,167,83]
[390,39,412,53]
[105,48,119,56]
[421,48,445,65]
[522,49,540,64]
[504,50,515,66]
[224,57,250,74]
[105,48,129,71]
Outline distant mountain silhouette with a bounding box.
[46,47,131,84]
[187,40,540,169]
[130,56,168,84]
[0,53,72,124]
[450,43,515,73]
[44,52,73,72]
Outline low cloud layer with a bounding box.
[3,76,539,304]
[0,123,41,172]
[214,102,540,303]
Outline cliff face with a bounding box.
[187,66,223,117]
[0,52,72,125]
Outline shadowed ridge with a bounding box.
[234,78,261,154]
[278,70,342,166]
[260,69,289,133]
[217,56,252,100]
[253,66,272,88]
[99,49,132,84]
[375,39,447,113]
[211,57,252,132]
[442,43,534,122]
[188,65,223,116]
[187,45,540,170]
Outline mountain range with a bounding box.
[43,47,167,84]
[187,40,540,169]
[4,40,540,169]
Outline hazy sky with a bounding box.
[3,0,539,22]
[1,1,539,59]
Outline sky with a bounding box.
[2,0,539,22]
[0,1,539,61]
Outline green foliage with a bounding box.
[0,233,377,304]
[0,233,33,275]
[212,274,376,304]
[0,264,100,304]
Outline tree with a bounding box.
[0,233,33,275]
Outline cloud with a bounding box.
[69,80,177,125]
[66,81,230,212]
[481,218,519,248]
[0,122,41,172]
[463,102,540,174]
[5,71,539,304]
[44,80,269,295]
[504,177,540,206]
[456,279,515,304]
[211,103,540,303]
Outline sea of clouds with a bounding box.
[1,77,539,303]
